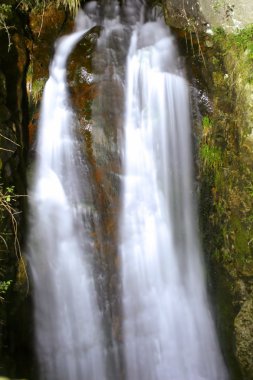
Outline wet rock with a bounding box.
[162,0,205,30]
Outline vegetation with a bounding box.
[0,181,16,325]
[0,159,29,287]
[0,0,83,48]
[56,0,81,16]
[196,26,253,377]
[198,24,253,267]
[27,77,47,112]
[0,181,20,257]
[0,280,12,303]
[200,114,253,265]
[0,4,14,50]
[17,0,81,15]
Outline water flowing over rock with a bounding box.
[120,10,228,380]
[28,12,106,380]
[1,1,253,379]
[26,2,238,380]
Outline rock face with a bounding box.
[181,14,253,380]
[199,0,253,29]
[235,296,253,379]
[162,0,253,30]
[27,4,71,144]
[0,7,30,378]
[162,0,203,30]
[0,31,28,184]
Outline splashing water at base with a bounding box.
[120,19,228,380]
[28,12,106,380]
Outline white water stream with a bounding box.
[120,19,228,380]
[28,2,229,379]
[28,13,106,380]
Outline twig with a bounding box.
[192,23,206,68]
[0,133,21,147]
[0,147,15,153]
[38,0,46,39]
[0,22,14,52]
[0,235,8,249]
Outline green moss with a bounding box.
[200,143,222,170]
[0,280,12,297]
[228,25,253,57]
[233,220,250,258]
[198,24,253,272]
[213,25,253,84]
[30,77,46,106]
[234,297,253,378]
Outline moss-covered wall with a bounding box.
[176,21,253,380]
[202,27,253,380]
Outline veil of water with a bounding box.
[28,12,106,380]
[28,1,229,379]
[120,15,228,380]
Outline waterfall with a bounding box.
[27,2,229,379]
[120,16,228,380]
[28,12,106,380]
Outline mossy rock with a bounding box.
[234,295,253,379]
[28,4,71,81]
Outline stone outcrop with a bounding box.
[162,0,204,30]
[162,0,253,30]
[199,0,253,29]
[235,295,253,379]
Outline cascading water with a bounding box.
[120,15,228,380]
[28,12,106,380]
[27,1,229,378]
